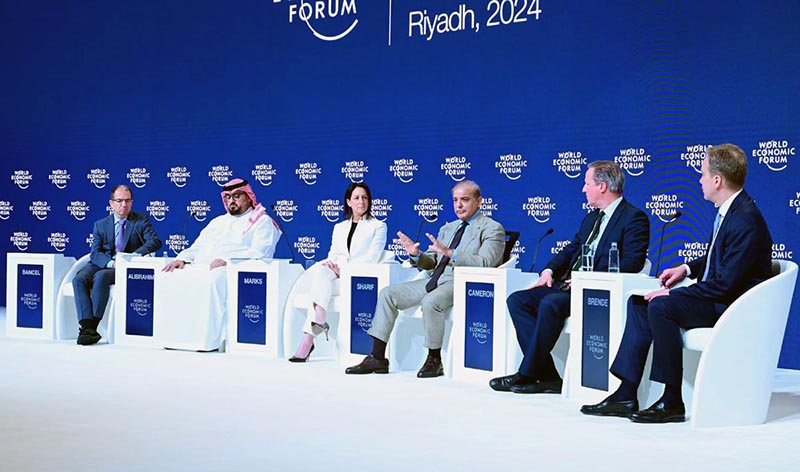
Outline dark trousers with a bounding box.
[611,294,724,386]
[507,286,570,380]
[72,263,115,322]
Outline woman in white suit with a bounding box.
[289,182,388,362]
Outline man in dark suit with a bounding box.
[73,184,162,345]
[581,143,773,423]
[345,180,506,378]
[490,161,649,394]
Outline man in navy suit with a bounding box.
[581,143,773,423]
[490,161,649,394]
[73,184,162,345]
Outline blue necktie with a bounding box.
[116,219,126,253]
[425,221,468,293]
[702,212,722,281]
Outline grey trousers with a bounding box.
[367,278,454,349]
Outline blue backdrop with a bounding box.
[1,0,798,367]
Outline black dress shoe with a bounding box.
[345,355,389,375]
[288,344,315,363]
[489,373,522,392]
[417,356,444,378]
[510,378,563,394]
[76,327,101,346]
[629,401,686,424]
[581,396,639,417]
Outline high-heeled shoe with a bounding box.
[288,343,314,363]
[311,321,330,341]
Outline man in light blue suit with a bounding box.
[346,180,506,378]
[73,184,162,345]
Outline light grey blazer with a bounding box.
[414,212,505,284]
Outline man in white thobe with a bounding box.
[161,178,281,350]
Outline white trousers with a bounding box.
[301,263,339,335]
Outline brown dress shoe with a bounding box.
[345,355,389,375]
[417,355,444,378]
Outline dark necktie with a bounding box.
[571,210,605,273]
[115,219,126,253]
[702,212,723,281]
[425,221,468,293]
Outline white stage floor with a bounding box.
[1,309,798,471]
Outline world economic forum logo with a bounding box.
[414,198,443,223]
[127,166,151,188]
[390,158,417,183]
[87,168,110,189]
[480,197,498,217]
[614,147,651,177]
[48,232,69,253]
[274,199,298,222]
[680,144,709,174]
[0,201,13,220]
[187,201,211,222]
[522,196,556,223]
[49,169,70,189]
[294,236,320,260]
[242,303,263,324]
[166,234,190,255]
[790,191,800,216]
[371,198,392,222]
[11,231,32,251]
[646,194,685,223]
[11,170,33,189]
[341,160,368,183]
[67,201,90,221]
[129,297,152,317]
[495,153,526,180]
[389,237,410,262]
[772,242,793,260]
[318,198,342,222]
[147,201,170,222]
[753,140,794,172]
[29,201,51,221]
[208,165,234,186]
[279,0,359,42]
[441,155,471,181]
[296,162,322,185]
[252,164,277,186]
[167,166,191,187]
[553,151,585,178]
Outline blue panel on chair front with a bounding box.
[125,268,155,336]
[16,264,44,328]
[350,276,378,355]
[237,271,267,345]
[581,289,611,390]
[464,282,495,371]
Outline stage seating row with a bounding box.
[5,253,796,427]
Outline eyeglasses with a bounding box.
[111,198,132,204]
[222,192,247,201]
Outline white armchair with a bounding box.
[681,259,798,427]
[54,254,115,343]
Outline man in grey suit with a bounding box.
[73,184,162,345]
[346,180,506,378]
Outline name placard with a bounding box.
[464,282,494,371]
[125,268,155,336]
[350,276,378,355]
[237,271,268,345]
[581,288,611,390]
[17,264,44,328]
